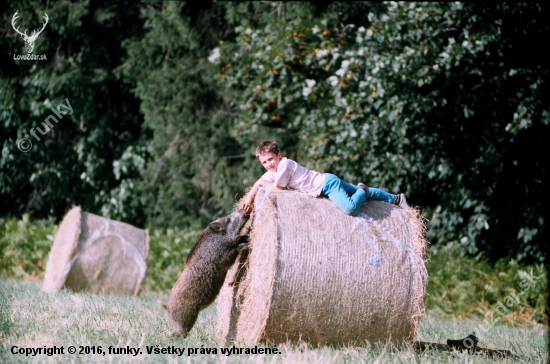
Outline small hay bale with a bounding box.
[217,189,428,346]
[42,206,149,296]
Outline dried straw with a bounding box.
[42,206,150,296]
[217,188,428,346]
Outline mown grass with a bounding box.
[1,215,548,363]
[0,279,547,363]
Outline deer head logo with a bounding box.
[11,10,49,54]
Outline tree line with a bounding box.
[1,1,548,263]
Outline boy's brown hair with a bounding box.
[255,141,280,157]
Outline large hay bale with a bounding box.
[217,189,427,346]
[42,206,149,296]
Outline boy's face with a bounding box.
[258,151,282,172]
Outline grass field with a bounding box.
[1,215,548,363]
[0,278,547,363]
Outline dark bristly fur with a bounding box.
[158,210,249,337]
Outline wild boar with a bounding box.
[157,210,249,337]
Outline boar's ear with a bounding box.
[209,220,226,234]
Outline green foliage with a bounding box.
[1,0,149,226]
[1,1,548,263]
[0,214,55,278]
[217,2,549,262]
[426,242,547,325]
[142,227,200,292]
[119,1,250,229]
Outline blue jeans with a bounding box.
[320,173,395,216]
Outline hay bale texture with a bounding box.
[217,188,428,346]
[42,206,149,296]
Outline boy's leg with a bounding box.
[321,174,366,216]
[367,187,395,203]
[358,183,395,203]
[340,180,367,215]
[358,183,409,207]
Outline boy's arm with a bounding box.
[240,179,284,213]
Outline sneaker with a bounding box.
[393,193,409,208]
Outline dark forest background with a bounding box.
[1,1,548,263]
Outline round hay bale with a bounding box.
[42,206,150,296]
[217,189,428,346]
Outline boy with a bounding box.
[240,141,408,216]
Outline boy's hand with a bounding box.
[240,179,279,213]
[241,202,252,213]
[240,198,253,213]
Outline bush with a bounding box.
[142,227,200,292]
[425,242,547,325]
[0,215,55,278]
[216,2,549,262]
[0,0,149,226]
